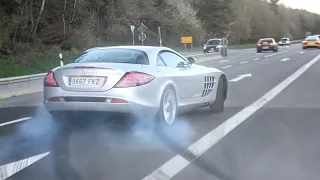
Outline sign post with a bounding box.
[138,23,147,46]
[180,36,193,52]
[158,27,162,47]
[130,25,135,45]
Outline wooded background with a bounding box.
[1,0,320,56]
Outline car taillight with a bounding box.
[270,43,274,46]
[303,41,308,45]
[44,71,59,87]
[316,41,320,44]
[115,72,154,88]
[257,43,261,46]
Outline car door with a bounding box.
[157,50,203,99]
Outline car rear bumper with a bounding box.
[303,44,320,48]
[204,48,220,53]
[43,82,162,117]
[44,101,158,117]
[257,46,276,51]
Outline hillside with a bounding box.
[0,0,320,77]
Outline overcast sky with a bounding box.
[280,0,320,14]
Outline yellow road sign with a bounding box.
[181,36,193,44]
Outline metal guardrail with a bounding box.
[0,73,47,85]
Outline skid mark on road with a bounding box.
[143,53,320,180]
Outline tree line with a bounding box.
[0,0,320,56]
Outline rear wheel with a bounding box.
[156,86,177,126]
[257,50,261,53]
[274,48,278,52]
[210,77,225,113]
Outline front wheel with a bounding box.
[210,77,225,113]
[156,86,177,126]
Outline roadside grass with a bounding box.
[0,49,78,78]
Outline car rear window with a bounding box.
[206,40,221,45]
[306,37,318,41]
[259,39,273,43]
[73,49,149,65]
[281,38,289,41]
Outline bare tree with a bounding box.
[32,0,46,39]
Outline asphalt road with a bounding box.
[1,44,320,180]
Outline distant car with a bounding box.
[257,38,279,53]
[278,38,291,46]
[203,39,224,53]
[44,46,228,126]
[302,36,320,49]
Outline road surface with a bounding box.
[1,44,320,180]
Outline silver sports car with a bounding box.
[44,46,228,125]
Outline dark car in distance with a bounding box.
[257,38,279,53]
[203,39,223,53]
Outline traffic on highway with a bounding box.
[1,40,320,180]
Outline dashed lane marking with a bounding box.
[221,65,232,69]
[240,61,248,64]
[0,117,31,127]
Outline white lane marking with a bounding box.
[0,117,31,127]
[264,51,287,57]
[0,152,50,180]
[218,60,229,63]
[253,58,260,61]
[221,65,232,69]
[300,51,305,54]
[240,61,248,64]
[280,58,291,62]
[142,53,320,180]
[229,73,252,82]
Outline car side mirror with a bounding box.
[177,62,187,68]
[187,57,196,65]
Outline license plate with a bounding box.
[68,77,104,86]
[262,46,269,49]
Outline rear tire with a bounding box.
[210,77,225,113]
[257,50,261,53]
[156,86,177,126]
[274,48,278,52]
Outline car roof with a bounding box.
[207,39,221,41]
[259,38,274,40]
[85,46,171,53]
[306,36,319,39]
[82,46,184,66]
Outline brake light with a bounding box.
[316,41,320,45]
[115,72,154,88]
[269,43,274,46]
[44,71,59,87]
[257,43,261,47]
[303,41,308,45]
